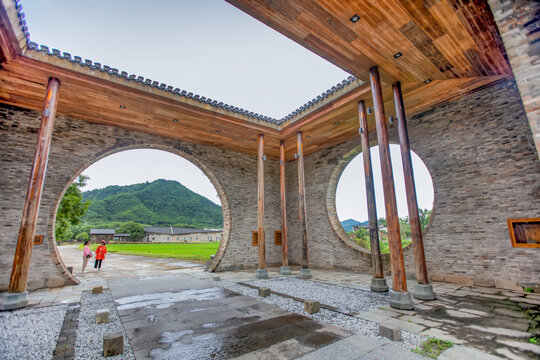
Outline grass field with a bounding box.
[78,242,220,261]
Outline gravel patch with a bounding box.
[0,304,67,360]
[75,289,134,360]
[215,279,425,350]
[248,277,389,313]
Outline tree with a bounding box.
[118,221,145,241]
[75,232,89,242]
[55,175,91,242]
[419,209,432,230]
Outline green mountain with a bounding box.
[341,218,368,232]
[81,179,222,228]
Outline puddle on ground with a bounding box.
[115,287,228,311]
[167,262,204,268]
[148,314,343,360]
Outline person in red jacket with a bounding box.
[94,240,107,271]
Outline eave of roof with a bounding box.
[5,0,362,129]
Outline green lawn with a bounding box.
[79,242,220,261]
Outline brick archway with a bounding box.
[49,143,232,287]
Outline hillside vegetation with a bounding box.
[81,179,223,229]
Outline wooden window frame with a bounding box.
[507,218,540,248]
[34,235,43,245]
[274,230,282,246]
[252,231,258,246]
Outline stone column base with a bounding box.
[280,266,291,275]
[256,268,268,279]
[413,283,436,300]
[389,290,414,310]
[0,291,28,311]
[298,268,312,279]
[370,277,389,292]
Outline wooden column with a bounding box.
[9,77,60,293]
[369,67,407,293]
[257,134,266,270]
[297,132,309,270]
[279,140,289,267]
[358,100,384,280]
[393,81,429,285]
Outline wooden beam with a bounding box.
[9,77,60,293]
[297,131,309,269]
[279,140,288,267]
[393,81,429,285]
[358,100,384,280]
[257,134,266,270]
[370,67,407,293]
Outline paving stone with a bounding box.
[438,345,500,359]
[103,332,124,357]
[494,347,530,360]
[493,307,527,318]
[257,287,271,298]
[420,328,464,345]
[364,343,426,359]
[295,334,383,359]
[385,318,426,334]
[466,325,531,338]
[92,286,103,294]
[458,308,490,317]
[95,309,110,324]
[401,315,443,328]
[510,297,540,306]
[495,339,540,356]
[379,322,402,341]
[355,311,391,323]
[304,300,320,314]
[446,309,480,319]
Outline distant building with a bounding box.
[90,229,115,243]
[144,227,222,243]
[352,224,370,232]
[113,233,130,241]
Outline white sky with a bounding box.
[23,0,434,221]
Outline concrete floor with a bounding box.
[23,245,538,359]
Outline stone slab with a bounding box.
[103,332,124,357]
[259,287,271,298]
[466,325,530,339]
[92,286,103,294]
[304,300,320,314]
[96,309,110,324]
[438,345,501,360]
[379,322,402,341]
[295,334,383,360]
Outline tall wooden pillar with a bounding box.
[297,132,311,278]
[279,140,291,275]
[369,67,413,309]
[256,134,267,279]
[358,100,388,292]
[9,77,61,295]
[393,82,436,300]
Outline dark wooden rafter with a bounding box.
[9,77,60,293]
[393,81,429,285]
[370,67,407,293]
[257,134,266,270]
[279,140,288,267]
[358,100,384,279]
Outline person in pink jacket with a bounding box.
[82,241,92,273]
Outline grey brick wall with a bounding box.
[488,0,540,159]
[0,78,538,291]
[288,79,539,288]
[0,107,283,291]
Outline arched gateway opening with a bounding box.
[51,146,231,285]
[329,144,434,255]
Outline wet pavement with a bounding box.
[108,275,350,359]
[22,245,538,359]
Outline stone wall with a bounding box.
[286,79,539,288]
[488,0,540,158]
[0,106,283,291]
[0,78,538,292]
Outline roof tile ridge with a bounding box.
[277,75,358,124]
[13,0,31,45]
[25,40,281,125]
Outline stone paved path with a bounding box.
[23,245,539,359]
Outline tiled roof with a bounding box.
[144,227,222,235]
[12,0,359,126]
[90,228,115,235]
